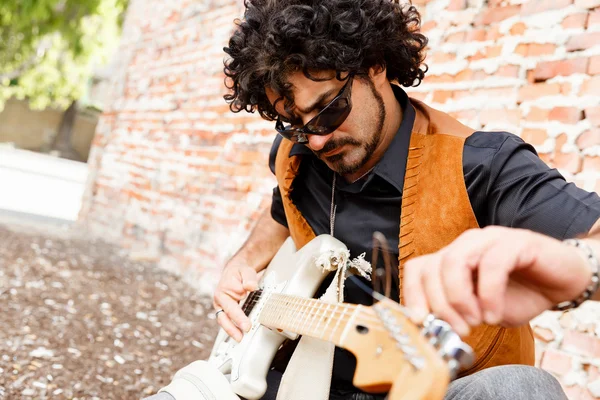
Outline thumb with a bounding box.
[239,267,259,291]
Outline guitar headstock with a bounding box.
[341,297,474,400]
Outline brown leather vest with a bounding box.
[274,98,535,376]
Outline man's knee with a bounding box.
[445,365,567,400]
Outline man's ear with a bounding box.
[369,65,388,88]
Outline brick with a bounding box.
[451,11,480,27]
[445,31,466,43]
[566,32,600,51]
[469,45,503,61]
[450,110,478,121]
[528,43,557,57]
[561,82,573,95]
[584,156,600,171]
[581,76,600,96]
[533,58,589,81]
[549,107,584,123]
[589,365,600,381]
[540,348,573,376]
[515,43,529,57]
[432,90,453,104]
[577,129,600,149]
[586,106,600,126]
[429,52,456,63]
[580,389,597,400]
[509,22,527,35]
[472,70,488,80]
[466,28,487,41]
[562,329,600,357]
[455,69,474,81]
[471,87,516,99]
[486,26,501,41]
[556,133,569,151]
[421,20,437,32]
[425,74,454,84]
[518,83,561,102]
[559,312,575,329]
[590,56,600,75]
[553,152,583,174]
[589,9,600,27]
[527,107,551,122]
[533,326,556,342]
[448,0,468,10]
[486,45,503,58]
[408,91,427,102]
[480,109,521,126]
[475,5,521,25]
[562,385,583,400]
[522,0,574,15]
[562,12,589,29]
[521,128,548,145]
[496,64,520,78]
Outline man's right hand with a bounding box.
[213,260,259,342]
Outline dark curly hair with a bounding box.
[223,0,428,121]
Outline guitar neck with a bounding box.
[258,293,362,347]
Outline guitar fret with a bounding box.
[313,300,325,335]
[320,302,333,340]
[302,297,313,334]
[329,305,347,342]
[260,294,374,347]
[299,298,307,332]
[293,297,302,333]
[339,306,361,346]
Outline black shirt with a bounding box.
[268,86,600,388]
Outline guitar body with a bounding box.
[208,234,348,400]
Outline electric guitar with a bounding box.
[208,235,474,400]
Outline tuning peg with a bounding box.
[419,315,475,379]
[437,332,475,379]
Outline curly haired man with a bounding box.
[213,1,600,399]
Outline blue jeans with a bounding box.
[444,365,567,400]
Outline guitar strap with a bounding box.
[277,251,371,400]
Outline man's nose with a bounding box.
[306,132,332,152]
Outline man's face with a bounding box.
[266,70,386,176]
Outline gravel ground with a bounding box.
[0,221,218,399]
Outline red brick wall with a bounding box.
[79,0,275,291]
[410,0,600,194]
[80,0,600,396]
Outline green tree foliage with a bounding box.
[0,0,128,110]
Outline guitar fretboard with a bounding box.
[258,293,365,346]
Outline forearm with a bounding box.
[227,206,290,273]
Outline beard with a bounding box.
[315,81,386,176]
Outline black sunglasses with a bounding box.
[275,75,354,144]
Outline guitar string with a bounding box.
[261,296,393,334]
[250,300,396,329]
[244,293,395,327]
